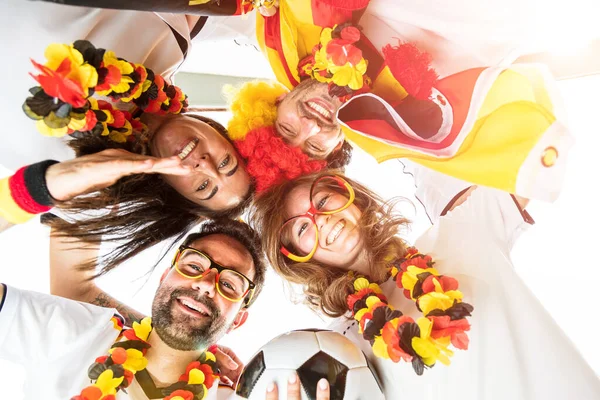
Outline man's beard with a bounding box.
[151,286,231,351]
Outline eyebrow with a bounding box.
[226,163,239,177]
[202,187,219,201]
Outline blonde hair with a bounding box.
[248,171,411,317]
[225,81,288,140]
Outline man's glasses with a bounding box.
[172,246,256,305]
[279,175,356,262]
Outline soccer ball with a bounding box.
[234,329,384,400]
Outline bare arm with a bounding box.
[49,228,145,326]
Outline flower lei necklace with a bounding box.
[23,40,188,145]
[71,317,219,400]
[298,23,371,102]
[346,247,474,375]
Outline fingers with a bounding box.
[220,375,234,387]
[264,375,330,400]
[265,381,279,400]
[287,373,301,400]
[317,379,330,400]
[118,156,191,177]
[216,347,240,370]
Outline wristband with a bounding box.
[0,160,58,224]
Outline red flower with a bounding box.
[95,355,108,364]
[130,118,145,132]
[381,316,414,363]
[406,247,418,257]
[96,64,122,92]
[123,329,143,342]
[422,275,458,294]
[30,59,87,107]
[326,39,363,66]
[82,109,98,132]
[340,26,361,43]
[164,389,194,400]
[198,363,215,388]
[109,110,125,128]
[111,347,127,365]
[400,254,432,271]
[429,316,471,350]
[347,288,377,311]
[185,361,202,375]
[123,370,134,386]
[79,386,102,400]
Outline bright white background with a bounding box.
[1,75,599,397]
[2,4,600,396]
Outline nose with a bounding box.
[192,154,218,178]
[191,269,217,299]
[314,213,330,231]
[300,117,321,140]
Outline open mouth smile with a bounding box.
[177,138,199,160]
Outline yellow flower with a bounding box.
[372,336,391,359]
[411,317,453,366]
[96,50,134,95]
[133,317,152,341]
[418,291,463,315]
[353,277,382,293]
[319,28,333,46]
[122,348,148,372]
[329,58,367,90]
[45,43,98,94]
[35,119,68,137]
[67,115,87,131]
[108,119,132,143]
[401,265,440,298]
[94,369,124,396]
[204,351,216,363]
[365,295,383,310]
[188,368,206,385]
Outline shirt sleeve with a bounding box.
[401,160,534,250]
[443,186,534,251]
[0,285,119,365]
[399,160,472,225]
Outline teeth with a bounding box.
[181,299,208,316]
[307,101,331,120]
[327,220,345,245]
[177,139,197,160]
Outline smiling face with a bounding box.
[151,234,255,351]
[275,80,344,160]
[150,115,252,212]
[282,182,364,268]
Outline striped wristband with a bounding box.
[0,160,58,224]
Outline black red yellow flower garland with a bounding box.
[23,40,188,144]
[347,247,474,375]
[71,317,219,400]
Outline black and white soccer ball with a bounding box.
[234,329,384,400]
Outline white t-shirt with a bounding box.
[0,285,231,399]
[329,173,600,399]
[0,0,191,171]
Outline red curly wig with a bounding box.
[234,126,327,194]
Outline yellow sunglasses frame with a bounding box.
[171,246,256,306]
[280,175,356,263]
